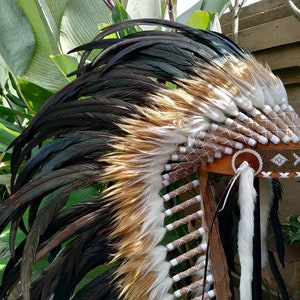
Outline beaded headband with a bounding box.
[161,101,300,299]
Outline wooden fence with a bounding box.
[221,0,300,107]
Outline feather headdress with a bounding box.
[0,19,296,299]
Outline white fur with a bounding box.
[228,63,287,110]
[122,131,183,299]
[237,163,257,300]
[209,86,239,116]
[146,247,173,299]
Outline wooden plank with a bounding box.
[274,67,300,85]
[253,43,300,70]
[238,0,295,17]
[221,1,295,34]
[219,0,300,105]
[290,100,300,115]
[221,0,286,25]
[229,16,300,52]
[287,85,300,102]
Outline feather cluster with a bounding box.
[0,19,294,300]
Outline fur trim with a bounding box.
[238,162,257,300]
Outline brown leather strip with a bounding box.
[200,143,300,177]
[198,170,232,299]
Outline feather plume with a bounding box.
[259,179,273,268]
[0,19,293,299]
[270,179,285,267]
[237,163,257,300]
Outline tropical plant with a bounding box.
[282,214,300,244]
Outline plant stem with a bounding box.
[166,0,175,21]
[103,0,115,11]
[230,0,246,43]
[283,0,300,21]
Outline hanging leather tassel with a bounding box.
[198,170,232,300]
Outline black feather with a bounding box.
[72,267,120,300]
[30,224,112,300]
[0,18,251,299]
[270,178,285,267]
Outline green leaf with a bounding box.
[0,174,11,186]
[111,2,139,37]
[125,0,162,19]
[0,117,23,135]
[75,264,112,293]
[1,0,117,93]
[98,23,118,40]
[0,226,26,281]
[290,230,300,243]
[16,0,68,92]
[18,78,53,112]
[50,54,78,82]
[0,106,32,120]
[0,123,19,152]
[41,0,69,35]
[201,0,230,15]
[60,0,113,53]
[288,214,300,229]
[112,2,131,23]
[186,10,211,30]
[0,0,35,76]
[3,90,27,109]
[0,64,9,88]
[177,1,204,25]
[36,0,67,41]
[67,187,100,207]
